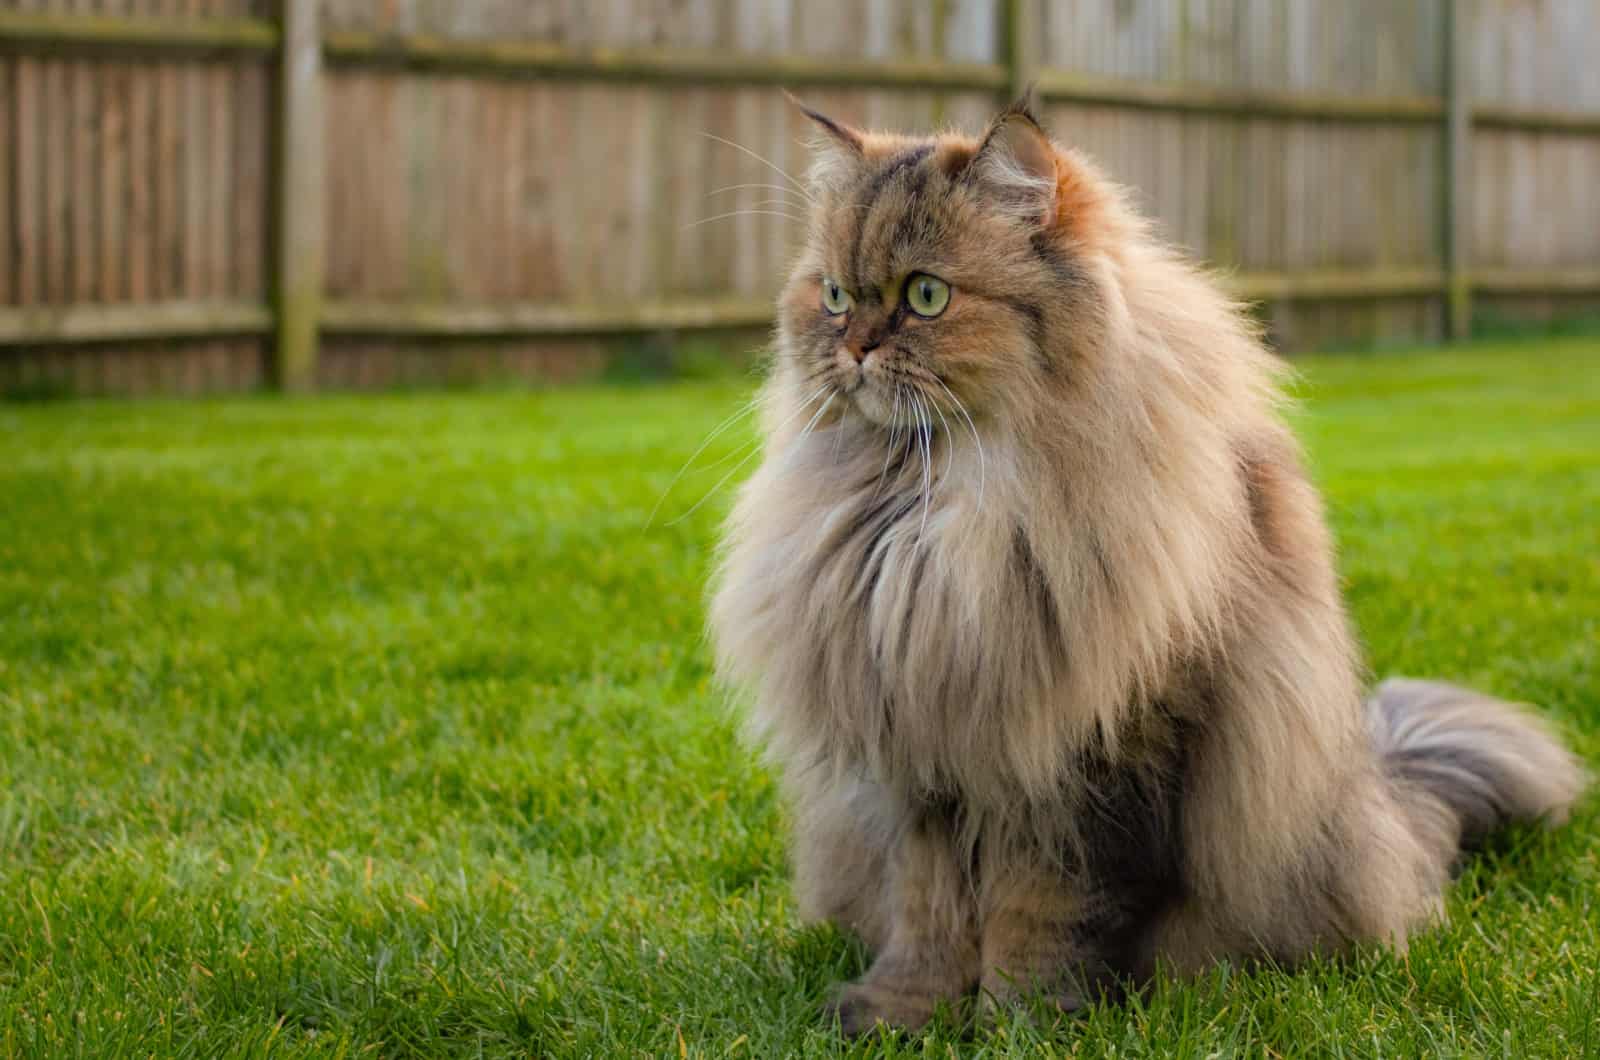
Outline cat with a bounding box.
[707,97,1587,1036]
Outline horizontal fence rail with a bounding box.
[10,272,1600,347]
[3,10,1595,130]
[1036,70,1444,123]
[0,10,1591,130]
[2,2,1599,388]
[319,297,780,338]
[0,301,273,345]
[0,11,278,52]
[323,32,1014,92]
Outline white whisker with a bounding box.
[936,378,986,515]
[698,132,815,205]
[690,432,764,478]
[645,394,762,528]
[792,391,837,453]
[665,447,764,528]
[664,384,831,527]
[876,384,903,499]
[913,392,932,545]
[683,209,806,231]
[706,182,812,204]
[928,387,955,483]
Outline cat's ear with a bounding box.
[970,97,1058,228]
[787,92,864,192]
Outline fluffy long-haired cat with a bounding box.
[708,97,1587,1035]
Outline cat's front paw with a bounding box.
[979,968,1098,1022]
[823,978,946,1037]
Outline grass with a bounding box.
[1,334,1597,1058]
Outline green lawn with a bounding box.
[2,336,1598,1058]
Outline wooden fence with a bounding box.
[2,0,1598,395]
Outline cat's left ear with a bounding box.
[787,92,864,191]
[970,98,1059,228]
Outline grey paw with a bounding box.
[822,981,938,1037]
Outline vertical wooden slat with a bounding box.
[208,62,231,300]
[382,73,409,299]
[43,60,69,302]
[322,70,348,296]
[154,59,178,300]
[15,57,41,307]
[274,0,325,390]
[182,57,206,298]
[128,65,152,302]
[1444,0,1472,339]
[233,62,264,299]
[192,0,219,391]
[71,60,98,302]
[484,80,506,303]
[445,76,471,300]
[504,77,529,305]
[205,60,233,392]
[0,61,12,307]
[94,56,124,391]
[102,62,130,304]
[373,71,398,297]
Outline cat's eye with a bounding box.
[821,278,852,316]
[905,273,950,318]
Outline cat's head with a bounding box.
[776,98,1118,430]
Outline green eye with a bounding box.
[821,278,852,315]
[905,273,950,317]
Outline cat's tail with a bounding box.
[1368,678,1587,853]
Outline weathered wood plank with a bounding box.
[182,57,206,298]
[13,56,41,306]
[207,59,231,301]
[71,59,99,302]
[41,60,70,303]
[153,57,180,299]
[0,60,10,304]
[128,62,153,301]
[233,60,265,298]
[100,60,129,303]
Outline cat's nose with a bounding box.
[847,336,881,363]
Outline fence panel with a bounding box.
[1,0,1597,395]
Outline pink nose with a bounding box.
[847,336,881,363]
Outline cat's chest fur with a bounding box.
[717,435,1071,804]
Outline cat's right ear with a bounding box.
[787,92,864,191]
[969,99,1059,228]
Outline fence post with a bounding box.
[1005,0,1040,104]
[1444,0,1472,340]
[274,0,324,391]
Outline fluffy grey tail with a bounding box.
[1368,678,1588,851]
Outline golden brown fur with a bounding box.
[708,100,1588,1035]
